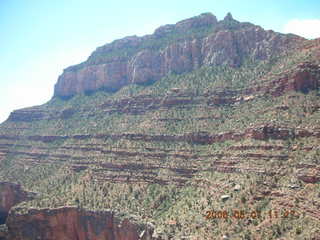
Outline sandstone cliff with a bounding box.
[54,13,304,97]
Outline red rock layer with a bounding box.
[5,207,155,240]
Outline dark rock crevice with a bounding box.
[0,211,7,225]
[0,182,35,225]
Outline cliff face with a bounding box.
[54,13,304,98]
[5,207,155,240]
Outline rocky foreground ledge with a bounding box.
[4,207,155,240]
[0,182,155,240]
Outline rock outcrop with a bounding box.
[54,13,304,98]
[4,207,155,240]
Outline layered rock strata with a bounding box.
[0,125,319,187]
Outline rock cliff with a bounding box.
[54,13,304,97]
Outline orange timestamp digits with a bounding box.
[205,210,228,219]
[205,210,261,220]
[205,209,300,220]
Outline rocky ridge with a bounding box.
[54,13,304,97]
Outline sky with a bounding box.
[1,0,320,123]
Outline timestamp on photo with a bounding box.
[204,209,300,220]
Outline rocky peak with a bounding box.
[154,12,217,36]
[175,12,218,30]
[223,12,234,21]
[218,12,240,30]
